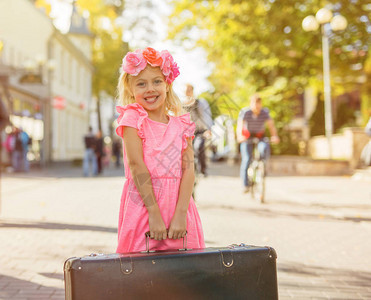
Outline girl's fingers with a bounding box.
[168,230,187,239]
[150,230,167,240]
[152,231,168,240]
[151,230,186,240]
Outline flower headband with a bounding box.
[122,47,180,84]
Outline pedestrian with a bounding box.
[102,139,111,169]
[0,98,9,176]
[115,47,205,252]
[19,128,30,172]
[12,128,23,172]
[112,138,122,168]
[4,128,15,167]
[95,130,104,174]
[0,98,8,131]
[82,126,97,177]
[185,84,213,177]
[236,94,280,193]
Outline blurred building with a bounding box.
[0,0,93,165]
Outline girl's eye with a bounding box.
[137,82,145,87]
[154,79,163,84]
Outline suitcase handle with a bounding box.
[144,231,188,253]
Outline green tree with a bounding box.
[76,0,128,131]
[334,102,356,132]
[168,0,371,139]
[309,94,325,136]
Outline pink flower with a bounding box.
[121,48,180,84]
[122,49,147,76]
[143,47,163,67]
[166,62,180,84]
[160,50,180,84]
[160,50,173,76]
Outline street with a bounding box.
[1,162,371,299]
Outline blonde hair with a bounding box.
[117,68,183,117]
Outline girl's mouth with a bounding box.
[145,96,158,104]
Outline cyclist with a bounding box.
[236,94,280,193]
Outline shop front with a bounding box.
[1,73,48,167]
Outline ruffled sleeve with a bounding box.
[179,113,196,150]
[115,103,148,139]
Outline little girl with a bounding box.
[115,47,205,252]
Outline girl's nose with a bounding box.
[146,83,155,91]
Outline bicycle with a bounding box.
[247,137,270,204]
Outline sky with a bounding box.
[48,0,213,99]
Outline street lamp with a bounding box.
[302,8,347,158]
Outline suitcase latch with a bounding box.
[220,250,234,268]
[119,257,133,275]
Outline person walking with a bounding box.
[83,126,97,177]
[12,128,23,172]
[0,98,8,131]
[185,84,213,177]
[4,128,15,167]
[115,47,204,252]
[19,128,30,172]
[112,137,122,168]
[95,130,104,174]
[237,94,280,193]
[0,97,9,213]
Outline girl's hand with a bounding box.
[168,212,187,240]
[148,210,167,241]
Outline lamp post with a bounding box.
[302,8,347,158]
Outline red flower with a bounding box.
[142,47,163,67]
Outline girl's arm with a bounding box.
[123,127,167,241]
[168,138,195,240]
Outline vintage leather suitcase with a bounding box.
[64,242,278,300]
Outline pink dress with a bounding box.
[115,103,205,253]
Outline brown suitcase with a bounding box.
[64,243,278,300]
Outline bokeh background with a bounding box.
[0,0,370,167]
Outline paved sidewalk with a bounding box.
[0,162,371,299]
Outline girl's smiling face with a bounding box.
[130,65,169,113]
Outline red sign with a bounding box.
[79,102,85,110]
[52,96,66,110]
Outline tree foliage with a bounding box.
[75,0,128,97]
[168,0,371,124]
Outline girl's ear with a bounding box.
[166,83,170,93]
